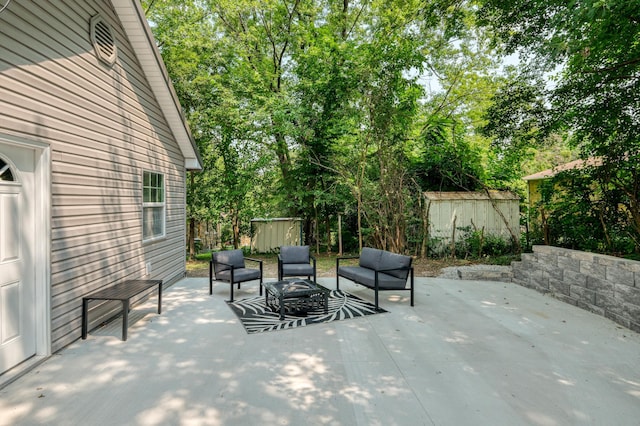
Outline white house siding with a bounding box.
[250,218,303,253]
[425,191,520,246]
[0,1,188,351]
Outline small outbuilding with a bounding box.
[425,191,520,246]
[250,218,303,253]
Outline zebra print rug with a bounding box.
[226,289,386,334]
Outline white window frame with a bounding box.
[142,170,166,241]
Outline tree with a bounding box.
[478,0,640,252]
[144,0,276,254]
[143,0,526,258]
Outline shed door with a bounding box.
[0,145,36,374]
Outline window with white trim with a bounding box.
[143,171,165,240]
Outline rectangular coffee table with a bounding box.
[263,279,330,320]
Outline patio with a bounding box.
[2,276,640,425]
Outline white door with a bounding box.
[0,144,36,374]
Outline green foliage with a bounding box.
[144,0,548,258]
[453,227,516,259]
[530,163,640,255]
[410,116,485,191]
[478,0,640,256]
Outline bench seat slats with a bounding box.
[82,279,162,341]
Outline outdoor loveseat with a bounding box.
[336,247,414,310]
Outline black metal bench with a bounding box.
[82,279,163,341]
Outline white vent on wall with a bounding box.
[90,14,117,66]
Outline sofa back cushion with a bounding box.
[280,245,310,264]
[359,247,382,270]
[379,251,412,279]
[213,249,245,271]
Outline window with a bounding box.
[143,171,165,240]
[0,158,15,182]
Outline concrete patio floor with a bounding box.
[2,276,640,425]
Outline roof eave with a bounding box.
[111,0,202,171]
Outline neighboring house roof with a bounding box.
[522,157,602,181]
[111,0,202,170]
[424,191,520,201]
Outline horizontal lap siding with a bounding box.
[0,1,188,351]
[428,199,519,240]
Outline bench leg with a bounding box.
[122,300,129,341]
[279,294,285,320]
[157,282,162,314]
[375,272,380,310]
[209,261,213,295]
[82,298,89,339]
[410,269,414,307]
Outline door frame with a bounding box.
[0,135,51,361]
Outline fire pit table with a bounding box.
[263,279,330,320]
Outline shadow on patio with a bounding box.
[2,276,640,425]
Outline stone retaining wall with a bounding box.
[439,265,513,282]
[511,245,640,333]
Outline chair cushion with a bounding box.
[359,247,382,270]
[282,264,314,277]
[379,251,412,279]
[216,267,260,283]
[213,249,245,271]
[280,246,310,263]
[338,266,407,289]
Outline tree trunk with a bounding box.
[314,207,320,255]
[338,213,343,255]
[450,215,457,259]
[325,214,332,253]
[188,217,196,260]
[357,190,363,251]
[421,195,430,258]
[482,187,522,253]
[232,209,240,249]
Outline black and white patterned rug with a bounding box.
[226,289,387,334]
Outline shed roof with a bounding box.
[424,191,519,201]
[111,1,201,170]
[251,217,302,223]
[522,157,602,181]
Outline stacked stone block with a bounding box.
[511,245,640,333]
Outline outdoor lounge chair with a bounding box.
[278,245,317,282]
[210,249,263,302]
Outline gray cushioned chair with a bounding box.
[210,249,263,301]
[278,245,316,282]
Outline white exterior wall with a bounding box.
[427,194,519,243]
[0,1,188,351]
[251,219,303,253]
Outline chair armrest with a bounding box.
[244,257,263,266]
[336,255,359,268]
[378,265,413,273]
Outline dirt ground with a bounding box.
[187,255,478,278]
